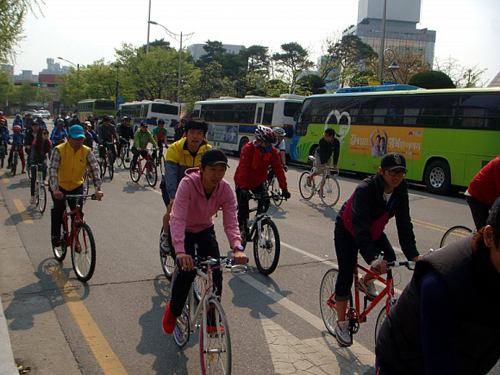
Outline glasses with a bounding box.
[42,132,49,135]
[387,169,406,177]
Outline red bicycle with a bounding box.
[129,147,158,187]
[319,255,415,345]
[52,194,97,282]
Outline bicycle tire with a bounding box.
[319,268,340,336]
[34,182,40,207]
[38,184,47,214]
[11,152,17,176]
[173,303,191,348]
[107,154,114,180]
[71,222,96,282]
[270,178,283,207]
[299,171,315,200]
[320,175,340,208]
[99,159,106,179]
[253,218,280,275]
[200,298,231,375]
[159,228,175,280]
[146,160,157,187]
[374,300,397,346]
[440,225,472,248]
[53,223,68,262]
[122,147,131,170]
[130,162,140,183]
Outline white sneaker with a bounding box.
[359,278,378,300]
[334,320,352,347]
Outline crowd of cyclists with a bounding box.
[1,108,499,374]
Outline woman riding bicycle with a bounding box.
[29,127,52,204]
[162,149,246,334]
[333,152,421,347]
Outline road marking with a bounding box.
[50,266,128,375]
[13,199,33,224]
[0,171,9,183]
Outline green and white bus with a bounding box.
[77,99,116,122]
[290,87,500,194]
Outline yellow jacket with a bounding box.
[56,142,89,191]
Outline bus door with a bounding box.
[255,104,264,124]
[262,103,274,126]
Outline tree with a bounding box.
[240,45,271,76]
[140,38,172,54]
[349,70,378,87]
[326,34,378,88]
[262,79,289,97]
[408,71,455,89]
[10,82,39,110]
[296,74,326,95]
[434,57,487,88]
[272,42,314,94]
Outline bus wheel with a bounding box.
[424,159,451,195]
[236,137,249,157]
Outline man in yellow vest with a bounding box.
[48,125,103,247]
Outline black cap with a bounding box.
[381,152,408,172]
[158,119,165,124]
[103,115,111,122]
[487,197,500,228]
[140,122,148,127]
[201,149,229,168]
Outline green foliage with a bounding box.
[408,70,455,89]
[10,82,39,110]
[262,79,289,97]
[297,74,326,95]
[272,42,314,94]
[349,70,378,87]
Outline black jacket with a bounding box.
[336,173,418,263]
[117,124,135,141]
[316,137,340,165]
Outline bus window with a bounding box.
[456,94,500,129]
[263,103,274,125]
[295,100,312,136]
[419,95,458,127]
[284,101,301,117]
[358,97,390,125]
[256,107,263,124]
[389,96,422,125]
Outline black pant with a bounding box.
[170,226,222,317]
[50,185,84,239]
[466,195,491,230]
[235,184,268,228]
[131,147,153,167]
[30,164,47,196]
[98,143,116,162]
[333,223,396,301]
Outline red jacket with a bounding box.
[468,156,500,205]
[234,141,287,191]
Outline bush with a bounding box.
[408,71,455,89]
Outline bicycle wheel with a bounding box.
[122,146,131,170]
[53,223,68,262]
[270,178,283,207]
[299,171,315,200]
[440,225,472,248]
[130,161,140,182]
[11,152,17,176]
[159,228,175,280]
[200,298,231,375]
[38,184,47,214]
[173,303,191,348]
[374,300,397,345]
[319,268,339,336]
[71,222,96,282]
[99,159,106,179]
[253,218,280,276]
[320,175,340,208]
[146,160,157,187]
[107,154,114,180]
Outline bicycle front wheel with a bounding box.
[253,218,280,275]
[299,171,315,200]
[159,228,175,280]
[11,153,17,176]
[122,147,131,169]
[71,222,96,282]
[130,162,140,182]
[320,175,340,208]
[107,154,114,180]
[146,160,157,187]
[319,268,340,336]
[200,298,231,375]
[38,184,47,214]
[440,225,472,248]
[270,178,283,207]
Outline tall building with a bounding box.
[488,71,500,87]
[346,0,436,66]
[186,44,245,61]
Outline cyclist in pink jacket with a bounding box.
[162,149,246,335]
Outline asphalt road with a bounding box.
[1,131,497,374]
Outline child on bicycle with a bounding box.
[7,125,26,173]
[162,149,246,334]
[333,152,421,347]
[307,127,340,186]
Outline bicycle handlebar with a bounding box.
[64,194,98,200]
[372,252,416,270]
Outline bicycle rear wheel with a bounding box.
[319,268,339,336]
[320,175,340,208]
[53,223,68,262]
[159,228,175,280]
[299,171,315,200]
[200,298,231,375]
[107,154,114,180]
[71,222,96,282]
[130,161,140,182]
[253,218,280,275]
[11,152,17,176]
[270,178,283,207]
[440,225,472,248]
[122,146,131,170]
[146,160,157,187]
[38,184,47,214]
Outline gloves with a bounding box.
[283,165,288,172]
[281,189,291,200]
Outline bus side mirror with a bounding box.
[293,111,300,122]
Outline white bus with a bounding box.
[118,99,186,139]
[193,94,304,155]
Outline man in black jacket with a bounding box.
[333,152,421,347]
[307,127,340,185]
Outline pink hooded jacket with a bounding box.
[170,167,241,254]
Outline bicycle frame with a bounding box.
[61,199,85,247]
[247,196,273,239]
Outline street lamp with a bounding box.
[377,0,388,83]
[384,48,400,83]
[146,0,152,53]
[148,20,193,103]
[57,56,79,71]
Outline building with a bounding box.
[346,0,436,67]
[186,44,245,61]
[488,71,500,87]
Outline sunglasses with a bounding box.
[42,132,49,135]
[387,170,406,177]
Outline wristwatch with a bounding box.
[234,245,244,252]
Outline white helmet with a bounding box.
[272,127,286,137]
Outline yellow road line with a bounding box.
[0,171,9,183]
[13,199,33,224]
[50,266,128,375]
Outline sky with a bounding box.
[11,0,500,85]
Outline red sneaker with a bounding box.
[207,325,225,334]
[162,302,177,335]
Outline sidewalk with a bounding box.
[0,186,81,374]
